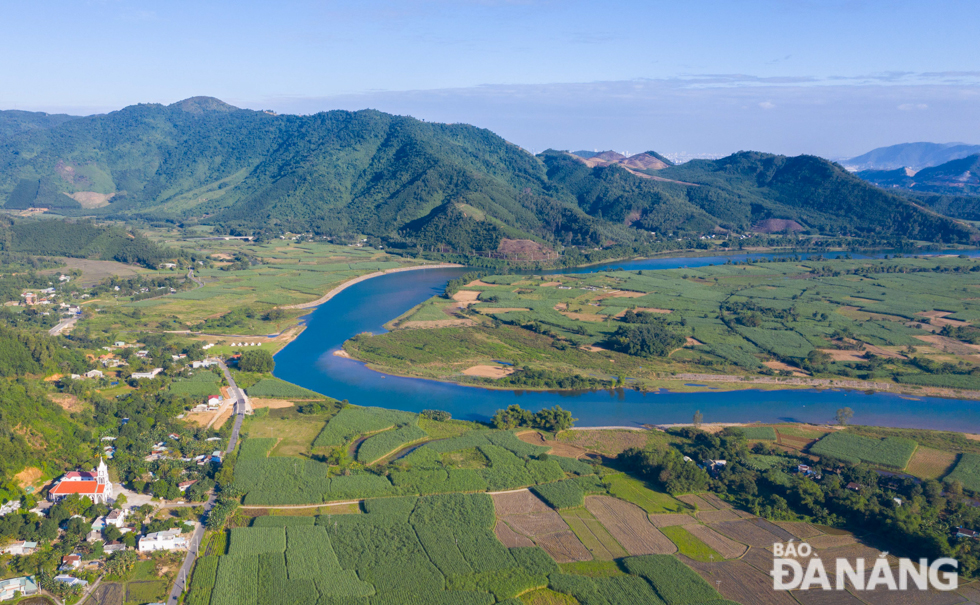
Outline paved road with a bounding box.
[166,361,245,605]
[48,315,78,336]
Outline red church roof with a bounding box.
[63,471,97,480]
[50,482,106,496]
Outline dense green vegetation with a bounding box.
[0,218,184,268]
[1,99,973,260]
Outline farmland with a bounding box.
[342,256,980,396]
[809,431,918,468]
[945,453,980,492]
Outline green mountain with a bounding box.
[0,97,975,251]
[857,154,980,197]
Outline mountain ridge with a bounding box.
[0,97,975,251]
[844,142,980,171]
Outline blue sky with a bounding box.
[3,0,978,157]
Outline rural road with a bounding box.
[48,315,78,336]
[166,360,245,605]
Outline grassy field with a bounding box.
[660,525,721,562]
[74,238,428,345]
[243,406,336,458]
[604,473,687,514]
[342,256,980,394]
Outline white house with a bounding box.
[53,575,88,588]
[106,509,127,528]
[138,528,188,552]
[84,370,104,379]
[1,541,38,556]
[0,576,38,601]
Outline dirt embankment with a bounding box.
[283,264,463,310]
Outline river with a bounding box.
[273,251,980,430]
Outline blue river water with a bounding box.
[273,251,980,430]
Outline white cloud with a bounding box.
[759,101,776,109]
[897,103,928,111]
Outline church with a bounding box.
[47,458,114,505]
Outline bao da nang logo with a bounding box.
[771,542,958,591]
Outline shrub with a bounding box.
[239,349,275,372]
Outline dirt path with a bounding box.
[283,264,462,310]
[240,499,363,510]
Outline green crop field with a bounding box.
[809,431,918,469]
[313,406,420,447]
[730,426,777,440]
[245,378,325,399]
[944,453,980,492]
[340,257,980,397]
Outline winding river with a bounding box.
[273,251,980,431]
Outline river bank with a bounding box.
[282,263,463,310]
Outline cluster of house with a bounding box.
[0,460,200,592]
[796,464,822,479]
[229,341,262,347]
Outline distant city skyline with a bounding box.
[3,0,978,158]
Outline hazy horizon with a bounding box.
[4,0,979,159]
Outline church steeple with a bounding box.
[97,457,108,485]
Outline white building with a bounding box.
[106,509,127,528]
[138,528,188,552]
[131,368,163,380]
[1,541,37,556]
[53,575,88,588]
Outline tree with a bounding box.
[104,526,122,543]
[835,407,854,426]
[238,349,274,373]
[693,410,703,429]
[113,493,128,510]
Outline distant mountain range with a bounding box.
[0,97,975,252]
[857,154,980,197]
[844,142,980,171]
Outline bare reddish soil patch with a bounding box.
[676,494,718,511]
[497,239,557,261]
[684,558,798,605]
[772,521,824,540]
[49,393,83,412]
[805,534,857,549]
[585,496,676,555]
[517,431,588,459]
[14,467,42,488]
[712,519,794,548]
[493,490,591,562]
[648,514,695,528]
[558,430,648,456]
[491,490,552,516]
[696,509,742,523]
[752,218,805,233]
[763,361,810,377]
[250,398,294,410]
[461,365,514,379]
[451,290,480,303]
[494,520,534,547]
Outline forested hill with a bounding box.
[857,154,980,197]
[0,97,975,250]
